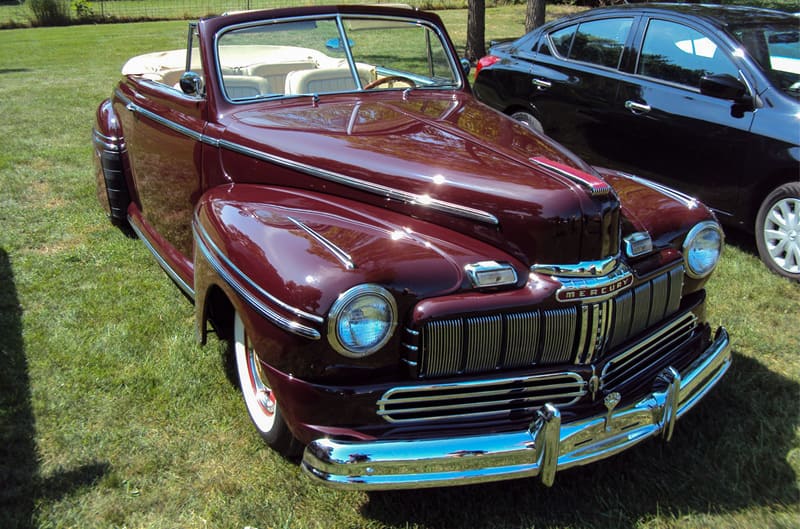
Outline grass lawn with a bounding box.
[0,5,798,529]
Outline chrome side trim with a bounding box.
[116,89,209,144]
[301,327,730,490]
[115,89,496,226]
[287,216,355,270]
[217,139,498,225]
[618,172,700,209]
[193,219,322,340]
[92,128,125,152]
[127,215,195,298]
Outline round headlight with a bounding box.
[683,221,724,279]
[328,285,397,358]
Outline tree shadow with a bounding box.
[361,351,799,528]
[0,249,109,529]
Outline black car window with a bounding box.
[550,24,577,58]
[638,19,739,88]
[567,18,633,69]
[732,24,800,96]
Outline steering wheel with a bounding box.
[364,75,416,90]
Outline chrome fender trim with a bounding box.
[193,218,323,340]
[301,327,730,490]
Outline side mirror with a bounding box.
[460,58,471,76]
[699,73,747,101]
[179,71,204,96]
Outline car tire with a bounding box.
[234,311,301,456]
[510,111,543,134]
[755,182,800,281]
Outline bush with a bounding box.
[29,0,70,26]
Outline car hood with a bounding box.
[218,92,620,267]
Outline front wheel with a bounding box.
[510,111,544,134]
[234,311,301,455]
[755,182,800,281]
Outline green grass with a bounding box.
[0,5,798,529]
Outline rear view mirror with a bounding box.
[700,73,747,100]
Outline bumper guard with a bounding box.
[301,327,730,490]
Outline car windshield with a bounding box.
[731,22,800,97]
[215,14,460,101]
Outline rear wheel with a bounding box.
[234,311,300,455]
[755,182,800,281]
[510,111,543,134]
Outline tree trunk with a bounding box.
[525,0,546,33]
[466,0,486,62]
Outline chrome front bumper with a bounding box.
[301,327,731,490]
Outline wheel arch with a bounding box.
[746,167,800,232]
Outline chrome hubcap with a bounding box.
[255,388,275,414]
[764,197,800,274]
[247,345,276,416]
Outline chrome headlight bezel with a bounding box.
[327,284,397,358]
[682,221,724,279]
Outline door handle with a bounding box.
[625,100,651,114]
[532,78,552,90]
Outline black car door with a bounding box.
[614,17,756,222]
[529,16,636,164]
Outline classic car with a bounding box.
[93,4,731,490]
[473,4,800,281]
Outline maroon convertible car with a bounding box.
[93,5,730,489]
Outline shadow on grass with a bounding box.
[0,248,109,529]
[724,226,759,259]
[362,351,799,529]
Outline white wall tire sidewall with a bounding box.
[234,311,278,434]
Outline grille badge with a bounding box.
[552,264,634,304]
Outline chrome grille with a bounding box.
[378,372,586,423]
[601,311,698,390]
[412,265,684,378]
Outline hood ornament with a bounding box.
[529,156,612,196]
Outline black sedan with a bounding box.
[474,3,800,280]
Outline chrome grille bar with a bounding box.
[415,265,685,379]
[601,312,697,389]
[505,311,540,368]
[378,373,586,423]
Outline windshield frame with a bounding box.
[212,12,464,104]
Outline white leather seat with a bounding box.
[285,68,359,94]
[222,75,271,99]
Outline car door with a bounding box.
[114,34,207,273]
[614,16,756,221]
[529,16,636,164]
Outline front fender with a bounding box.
[193,184,523,375]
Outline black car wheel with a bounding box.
[755,182,800,281]
[510,111,543,134]
[234,311,301,455]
